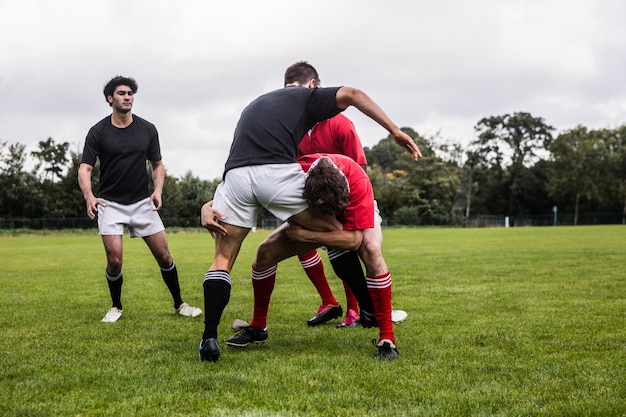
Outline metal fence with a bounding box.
[466,212,625,227]
[0,212,624,234]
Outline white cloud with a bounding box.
[1,0,625,179]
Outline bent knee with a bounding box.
[255,242,275,270]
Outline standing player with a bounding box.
[225,154,401,359]
[198,61,421,362]
[78,76,202,322]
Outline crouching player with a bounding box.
[226,154,399,359]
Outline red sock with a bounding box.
[342,281,359,314]
[250,265,276,329]
[366,271,395,343]
[298,250,338,306]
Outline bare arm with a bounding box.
[78,163,104,220]
[285,223,363,252]
[336,87,423,161]
[150,160,165,210]
[289,207,343,233]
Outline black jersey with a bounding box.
[81,115,162,204]
[223,86,342,174]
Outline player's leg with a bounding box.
[299,249,342,326]
[203,223,250,333]
[359,225,398,359]
[200,170,258,361]
[102,234,124,312]
[142,230,201,317]
[226,223,317,348]
[252,223,317,328]
[328,249,374,328]
[97,199,126,323]
[132,198,200,317]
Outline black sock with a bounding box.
[202,271,232,340]
[328,250,375,313]
[105,270,123,310]
[161,262,184,309]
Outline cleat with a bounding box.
[336,309,360,328]
[392,309,408,324]
[102,307,122,322]
[359,310,378,328]
[176,302,202,317]
[373,338,399,360]
[307,304,343,326]
[199,338,220,362]
[226,325,268,347]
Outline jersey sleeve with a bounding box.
[146,121,162,162]
[340,175,375,230]
[81,126,100,166]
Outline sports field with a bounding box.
[1,226,624,416]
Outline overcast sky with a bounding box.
[1,0,625,180]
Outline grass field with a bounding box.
[1,225,625,416]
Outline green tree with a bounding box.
[365,128,460,225]
[473,112,554,215]
[547,126,604,225]
[31,137,70,183]
[177,171,219,218]
[611,126,626,223]
[53,150,88,218]
[0,141,46,218]
[156,170,220,226]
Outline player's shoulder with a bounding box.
[87,116,111,135]
[132,115,158,132]
[132,114,154,126]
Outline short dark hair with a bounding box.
[284,61,320,87]
[103,76,138,105]
[303,157,350,215]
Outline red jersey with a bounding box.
[297,114,367,165]
[298,153,374,231]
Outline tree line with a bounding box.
[1,112,625,228]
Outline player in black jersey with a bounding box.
[78,76,202,323]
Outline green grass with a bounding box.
[1,226,625,416]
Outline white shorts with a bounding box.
[97,198,165,237]
[212,164,309,229]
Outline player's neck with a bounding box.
[111,111,133,128]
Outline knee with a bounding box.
[360,237,382,260]
[107,255,122,273]
[254,241,274,270]
[156,253,173,269]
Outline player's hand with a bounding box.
[149,192,162,211]
[85,196,105,220]
[392,129,423,161]
[285,223,307,241]
[201,201,227,238]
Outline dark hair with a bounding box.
[103,76,138,105]
[284,61,320,87]
[303,157,350,215]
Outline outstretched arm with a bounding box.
[336,87,423,161]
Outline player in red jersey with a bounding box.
[297,113,408,328]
